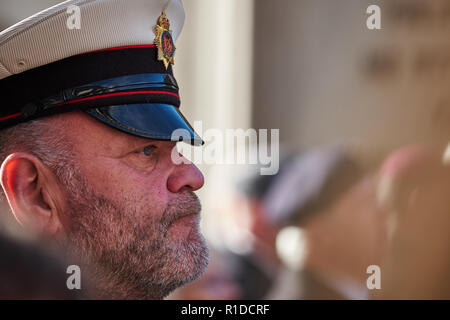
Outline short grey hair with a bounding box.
[0,117,76,204]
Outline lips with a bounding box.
[169,212,199,228]
[162,191,201,228]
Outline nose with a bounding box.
[167,159,204,193]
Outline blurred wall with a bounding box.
[253,0,450,165]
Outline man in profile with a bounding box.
[0,0,208,299]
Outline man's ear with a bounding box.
[0,152,65,237]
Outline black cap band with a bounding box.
[0,45,180,129]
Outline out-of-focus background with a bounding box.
[2,0,450,299]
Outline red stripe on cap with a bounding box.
[56,90,180,107]
[84,44,157,55]
[0,112,22,121]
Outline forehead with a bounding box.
[56,111,175,154]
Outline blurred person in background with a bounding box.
[271,147,390,300]
[232,146,390,299]
[375,144,450,299]
[228,151,304,299]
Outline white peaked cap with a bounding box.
[0,0,185,80]
[0,0,203,145]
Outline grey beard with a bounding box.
[59,167,209,299]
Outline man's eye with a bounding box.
[140,145,156,156]
[126,145,158,171]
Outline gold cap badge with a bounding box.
[154,11,175,70]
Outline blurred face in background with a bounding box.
[303,176,390,281]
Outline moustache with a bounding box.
[160,191,202,229]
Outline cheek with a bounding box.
[80,156,170,216]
